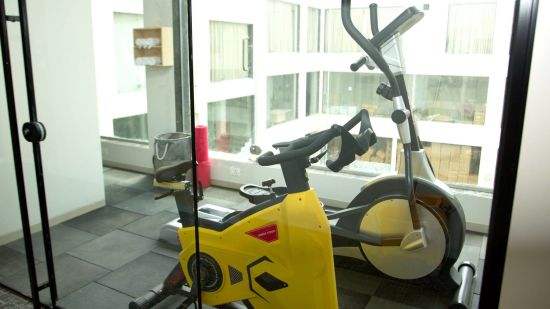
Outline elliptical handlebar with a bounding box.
[341,0,400,98]
[257,110,377,171]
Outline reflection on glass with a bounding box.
[210,21,253,82]
[208,96,254,154]
[446,3,497,54]
[114,12,146,93]
[323,72,392,117]
[324,136,392,174]
[323,72,489,124]
[397,142,481,185]
[408,75,489,124]
[308,7,321,52]
[306,72,320,116]
[110,12,148,141]
[268,0,299,52]
[324,7,402,53]
[267,74,298,127]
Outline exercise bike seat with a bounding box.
[154,160,193,183]
[239,184,288,205]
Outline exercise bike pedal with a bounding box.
[400,227,428,252]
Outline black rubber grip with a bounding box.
[350,56,367,71]
[257,127,338,166]
[129,284,167,309]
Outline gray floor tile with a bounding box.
[0,246,32,279]
[374,281,448,309]
[471,293,480,309]
[58,282,133,309]
[121,211,179,240]
[366,296,420,309]
[3,254,109,301]
[203,186,243,202]
[152,242,181,260]
[337,287,370,309]
[104,169,153,191]
[67,230,157,270]
[473,259,484,295]
[6,224,97,261]
[113,191,175,215]
[105,184,144,206]
[480,236,487,260]
[97,252,178,298]
[63,206,144,236]
[335,267,381,295]
[457,245,481,268]
[464,232,484,248]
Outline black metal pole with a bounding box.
[479,0,539,307]
[0,1,40,308]
[185,0,202,307]
[16,0,58,304]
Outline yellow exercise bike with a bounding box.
[130,111,377,309]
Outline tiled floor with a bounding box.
[0,167,485,308]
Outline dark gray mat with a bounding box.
[121,211,179,240]
[0,247,33,279]
[97,252,178,298]
[58,282,133,309]
[105,184,145,206]
[6,224,97,261]
[64,206,144,236]
[2,254,109,301]
[67,230,157,270]
[113,192,175,216]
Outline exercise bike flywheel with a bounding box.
[359,198,447,280]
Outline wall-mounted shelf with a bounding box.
[133,27,173,66]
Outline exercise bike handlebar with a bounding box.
[257,110,376,171]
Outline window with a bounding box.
[113,114,148,140]
[324,136,393,174]
[397,142,482,185]
[267,74,298,127]
[323,72,391,117]
[324,7,402,53]
[308,8,321,52]
[208,96,255,154]
[408,75,489,125]
[210,21,253,82]
[268,0,300,52]
[446,3,497,54]
[306,72,320,116]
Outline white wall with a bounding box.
[0,0,104,244]
[499,1,550,307]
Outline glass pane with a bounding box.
[323,72,391,117]
[446,3,497,54]
[308,7,321,52]
[397,142,481,185]
[268,0,299,52]
[208,96,255,154]
[107,12,148,141]
[114,13,146,93]
[267,74,298,127]
[324,7,402,53]
[210,21,253,82]
[324,136,393,174]
[408,75,489,124]
[306,72,320,116]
